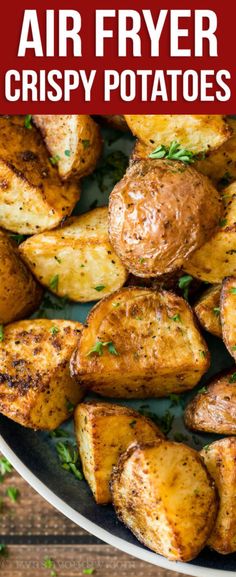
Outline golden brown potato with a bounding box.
[71,287,210,398]
[101,115,129,131]
[125,115,231,153]
[201,438,236,554]
[74,401,163,504]
[185,182,236,282]
[221,276,236,360]
[0,229,42,324]
[108,159,222,277]
[184,370,236,434]
[20,208,128,302]
[0,116,80,235]
[0,319,84,430]
[33,115,102,180]
[194,285,222,338]
[195,118,236,187]
[111,440,218,562]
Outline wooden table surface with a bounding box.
[0,462,186,577]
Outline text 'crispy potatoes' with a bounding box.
[20,208,128,302]
[185,370,236,435]
[195,118,236,187]
[0,319,84,430]
[185,182,236,283]
[0,229,43,324]
[194,285,222,338]
[221,276,236,360]
[71,287,210,398]
[111,441,218,562]
[201,438,236,554]
[109,159,222,277]
[33,115,102,180]
[125,115,231,153]
[74,401,162,504]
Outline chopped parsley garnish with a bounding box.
[66,401,75,413]
[149,140,198,164]
[6,487,20,502]
[198,386,207,394]
[0,325,4,342]
[82,140,90,149]
[64,149,71,157]
[10,233,27,245]
[139,408,174,436]
[202,444,210,452]
[24,114,32,129]
[229,372,236,383]
[50,326,59,335]
[129,420,137,428]
[83,570,95,575]
[94,285,105,292]
[87,341,118,356]
[43,557,54,569]
[213,307,220,317]
[139,257,145,264]
[49,155,60,166]
[50,428,70,439]
[171,314,181,322]
[200,350,207,358]
[0,457,12,479]
[49,275,59,292]
[230,287,236,294]
[169,394,185,408]
[56,442,83,480]
[232,345,236,351]
[0,544,8,556]
[178,275,193,300]
[219,218,227,228]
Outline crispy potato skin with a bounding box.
[194,285,222,338]
[185,370,236,434]
[195,118,236,187]
[74,401,162,504]
[108,159,222,277]
[201,438,236,554]
[111,441,218,562]
[0,319,84,430]
[0,230,43,324]
[20,208,128,302]
[125,115,231,153]
[71,287,210,398]
[0,116,80,234]
[185,182,236,282]
[221,276,236,360]
[33,115,102,180]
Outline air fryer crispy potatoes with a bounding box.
[0,229,43,324]
[185,370,236,434]
[201,438,236,554]
[0,319,84,430]
[20,208,128,302]
[125,115,231,153]
[74,402,163,504]
[71,287,210,398]
[109,159,222,277]
[33,115,102,180]
[194,285,222,338]
[111,440,218,562]
[221,276,236,360]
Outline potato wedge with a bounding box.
[0,319,84,430]
[0,116,80,235]
[109,159,222,277]
[185,370,236,434]
[71,287,210,398]
[0,229,43,324]
[20,208,128,302]
[74,401,162,504]
[185,182,236,283]
[194,285,222,338]
[111,440,218,562]
[125,115,231,154]
[201,438,236,554]
[195,118,236,187]
[33,115,102,180]
[221,276,236,360]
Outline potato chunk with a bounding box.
[111,441,218,562]
[20,208,128,302]
[0,229,42,324]
[0,319,84,430]
[125,115,231,153]
[0,116,80,234]
[194,285,222,338]
[71,287,210,398]
[221,276,236,360]
[185,370,236,434]
[33,115,102,180]
[195,118,236,187]
[201,438,236,554]
[74,401,162,504]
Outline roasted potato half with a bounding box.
[185,182,236,283]
[111,440,218,562]
[20,208,128,302]
[0,319,84,430]
[125,115,231,154]
[33,115,102,180]
[194,285,222,338]
[108,158,222,277]
[0,229,43,324]
[74,401,163,504]
[185,370,236,434]
[71,287,210,398]
[195,118,236,188]
[221,276,236,360]
[201,438,236,554]
[0,116,80,235]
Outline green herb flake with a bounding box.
[87,341,118,356]
[202,444,210,452]
[229,372,236,383]
[82,140,90,149]
[64,149,71,157]
[94,285,105,292]
[43,557,54,569]
[10,233,27,245]
[171,314,181,322]
[213,307,220,317]
[49,155,60,166]
[178,275,193,300]
[49,275,59,292]
[149,140,198,164]
[198,386,207,394]
[169,394,185,408]
[232,346,236,351]
[24,114,32,129]
[200,350,207,358]
[129,420,137,428]
[219,218,227,228]
[0,457,13,478]
[50,428,70,439]
[6,487,20,503]
[83,569,95,575]
[56,442,83,480]
[140,257,145,264]
[0,325,4,342]
[66,401,75,413]
[0,544,8,556]
[50,326,59,336]
[230,287,236,294]
[112,302,120,308]
[107,342,119,355]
